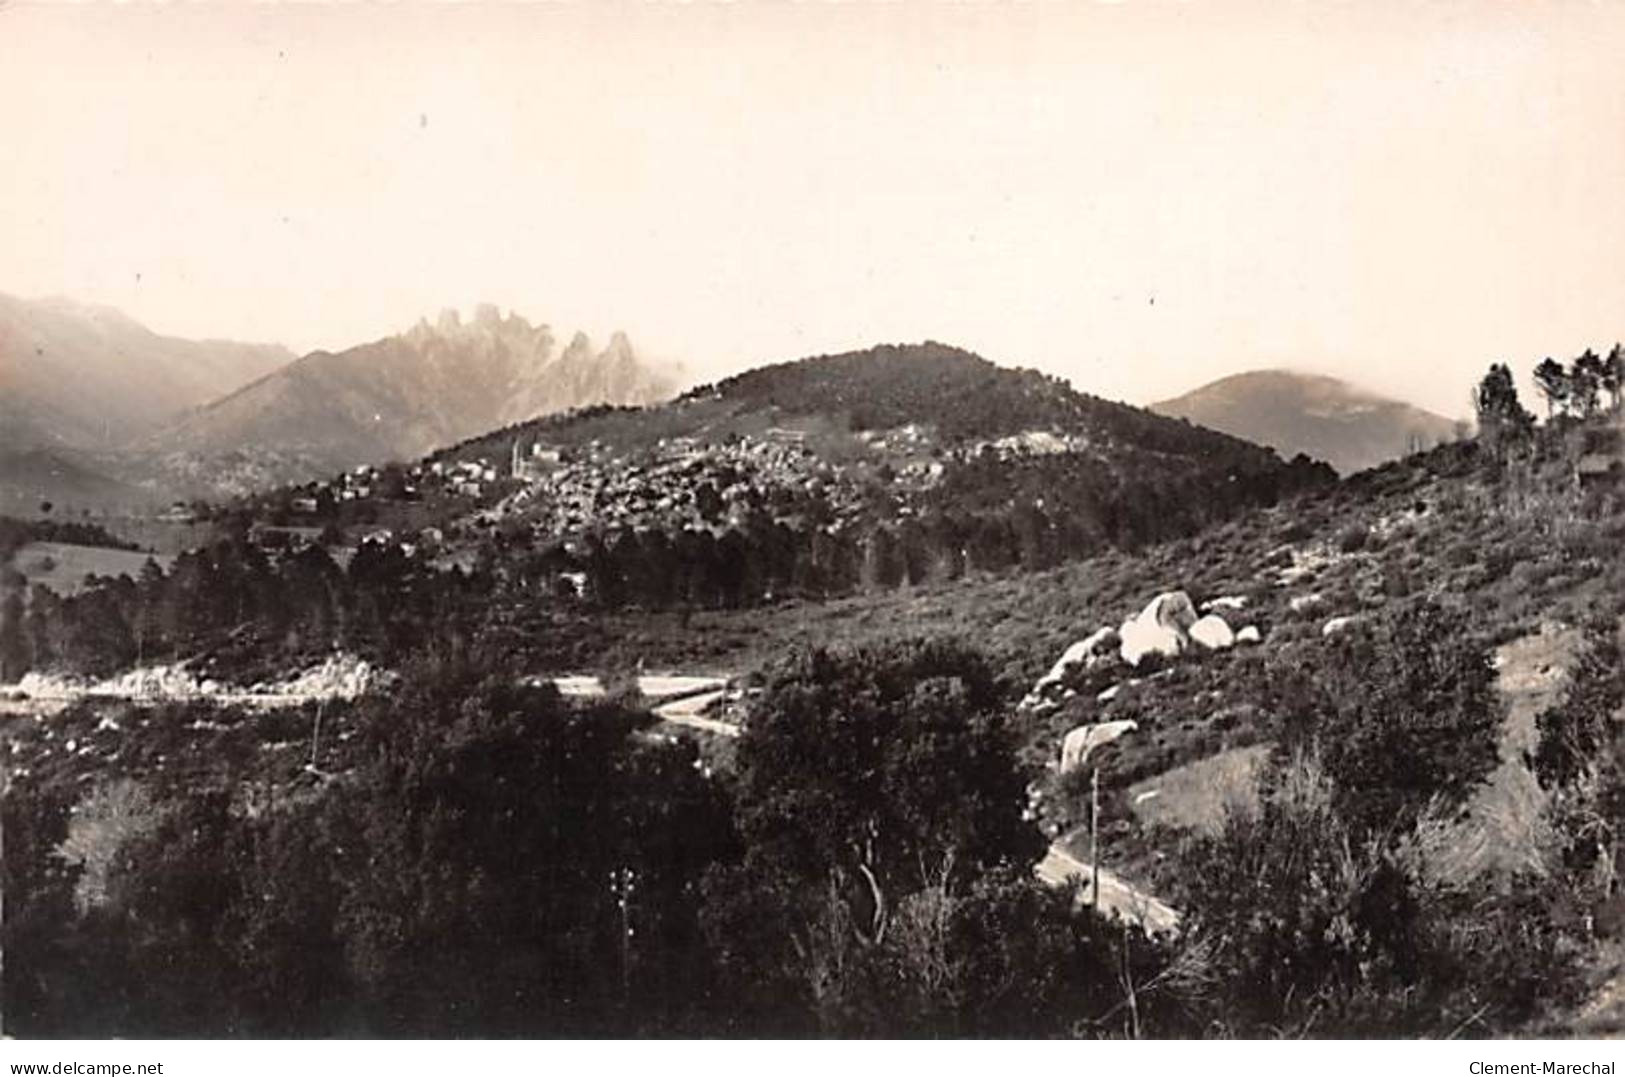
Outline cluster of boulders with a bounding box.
[6,665,216,701]
[252,654,391,701]
[1020,589,1273,775]
[1028,580,1373,780]
[4,653,392,706]
[1118,590,1261,667]
[96,665,218,698]
[1022,589,1264,714]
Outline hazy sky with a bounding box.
[5,3,1625,418]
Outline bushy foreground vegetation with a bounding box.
[2,643,1180,1037]
[4,601,1620,1037]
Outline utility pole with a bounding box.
[1,751,9,1039]
[307,700,325,775]
[610,867,636,1007]
[1090,766,1101,912]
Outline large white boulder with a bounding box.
[1022,626,1119,708]
[1059,719,1139,774]
[1119,591,1198,667]
[1323,615,1359,637]
[1190,614,1236,650]
[1236,625,1263,645]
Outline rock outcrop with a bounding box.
[1120,591,1199,667]
[1190,614,1236,650]
[1060,719,1139,774]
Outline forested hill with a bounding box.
[457,341,1305,468]
[401,342,1338,611]
[692,343,1276,459]
[691,342,1120,439]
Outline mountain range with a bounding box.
[0,293,293,452]
[3,290,1468,514]
[0,294,294,512]
[146,305,674,495]
[0,295,675,509]
[1152,369,1462,476]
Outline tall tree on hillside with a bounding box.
[1571,350,1605,418]
[1473,363,1533,454]
[0,589,27,681]
[1603,344,1624,414]
[1532,357,1571,420]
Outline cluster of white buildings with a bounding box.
[474,423,1110,546]
[494,432,893,540]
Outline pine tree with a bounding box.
[1532,357,1571,420]
[1571,349,1605,418]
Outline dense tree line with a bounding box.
[1532,346,1625,420]
[1477,347,1625,458]
[1,535,493,682]
[0,516,138,565]
[2,641,1198,1037]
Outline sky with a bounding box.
[4,3,1625,420]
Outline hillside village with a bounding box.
[492,424,1099,543]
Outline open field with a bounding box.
[1127,743,1271,835]
[83,516,220,556]
[1417,622,1584,883]
[11,541,173,595]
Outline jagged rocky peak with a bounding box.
[407,304,552,352]
[560,330,596,362]
[143,303,677,493]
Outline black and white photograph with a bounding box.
[0,0,1623,1050]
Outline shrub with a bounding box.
[1276,600,1502,842]
[1337,525,1370,553]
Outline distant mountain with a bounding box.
[0,447,153,516]
[147,305,675,492]
[0,293,293,512]
[1151,370,1462,475]
[0,293,292,452]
